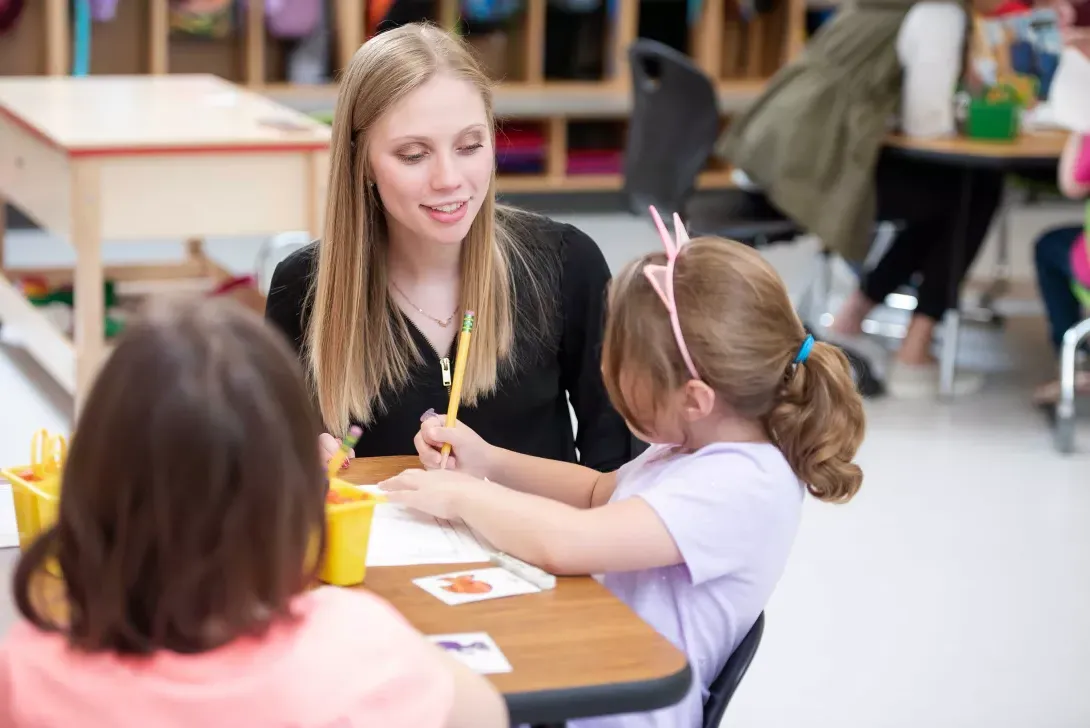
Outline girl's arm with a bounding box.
[487,447,620,508]
[384,471,680,575]
[416,417,621,507]
[1059,133,1090,199]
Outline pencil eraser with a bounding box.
[466,310,475,317]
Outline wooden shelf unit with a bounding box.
[0,0,804,194]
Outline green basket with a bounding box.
[966,99,1020,141]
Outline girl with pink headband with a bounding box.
[383,208,868,727]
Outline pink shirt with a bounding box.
[0,587,453,728]
[1072,136,1090,289]
[1074,135,1090,185]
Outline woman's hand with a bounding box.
[319,432,354,471]
[415,411,495,477]
[381,468,494,520]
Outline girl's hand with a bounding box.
[415,411,495,477]
[319,432,353,471]
[381,468,493,520]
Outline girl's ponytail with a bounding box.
[765,341,865,503]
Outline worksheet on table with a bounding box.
[365,502,492,567]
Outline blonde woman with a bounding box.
[266,24,638,472]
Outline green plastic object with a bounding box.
[964,81,1036,142]
[966,99,1020,141]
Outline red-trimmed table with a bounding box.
[0,74,330,408]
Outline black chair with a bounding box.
[623,39,884,398]
[533,614,765,728]
[624,39,801,248]
[703,613,765,728]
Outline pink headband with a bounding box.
[644,206,701,381]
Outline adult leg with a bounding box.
[1031,226,1090,404]
[898,169,1005,366]
[1034,226,1083,353]
[831,154,953,335]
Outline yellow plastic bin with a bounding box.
[319,479,379,587]
[1,467,62,576]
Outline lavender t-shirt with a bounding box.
[572,442,803,728]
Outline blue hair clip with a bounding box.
[794,334,815,364]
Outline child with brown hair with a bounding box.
[384,209,867,727]
[0,299,506,728]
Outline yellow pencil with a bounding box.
[441,311,476,469]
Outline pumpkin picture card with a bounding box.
[414,567,541,606]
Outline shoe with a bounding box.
[819,329,889,374]
[886,361,985,399]
[810,329,885,398]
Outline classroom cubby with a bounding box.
[0,0,806,195]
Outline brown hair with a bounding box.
[308,23,546,434]
[14,299,327,654]
[602,237,865,502]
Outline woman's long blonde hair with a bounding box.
[602,238,865,503]
[307,24,537,434]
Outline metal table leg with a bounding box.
[939,169,975,400]
[939,309,962,398]
[1055,318,1090,454]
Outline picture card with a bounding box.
[413,567,541,606]
[429,632,513,675]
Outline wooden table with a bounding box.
[885,130,1068,164]
[344,456,692,725]
[882,131,1067,399]
[0,74,331,409]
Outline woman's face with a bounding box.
[368,73,494,249]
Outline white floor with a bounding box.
[1,210,1089,727]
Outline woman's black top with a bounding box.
[265,212,643,472]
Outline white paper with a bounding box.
[413,567,541,605]
[429,632,513,674]
[1050,47,1090,134]
[365,503,491,567]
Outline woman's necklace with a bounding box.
[389,280,457,328]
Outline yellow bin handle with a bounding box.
[30,430,67,480]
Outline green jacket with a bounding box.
[717,0,920,261]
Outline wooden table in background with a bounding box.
[882,130,1067,399]
[0,74,330,409]
[885,130,1068,162]
[344,456,692,726]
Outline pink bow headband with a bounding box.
[645,206,701,381]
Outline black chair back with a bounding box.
[623,38,720,219]
[703,613,765,727]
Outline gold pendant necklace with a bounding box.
[390,280,456,328]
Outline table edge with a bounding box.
[504,660,693,725]
[0,100,330,159]
[883,147,1061,167]
[883,136,1064,167]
